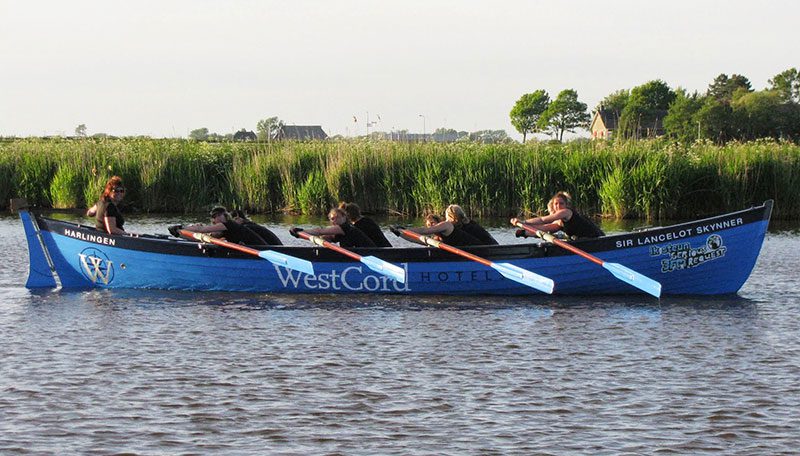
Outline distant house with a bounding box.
[233,129,257,141]
[274,125,328,141]
[590,107,668,140]
[590,108,620,140]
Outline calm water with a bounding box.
[1,213,799,455]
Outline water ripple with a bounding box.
[2,216,800,454]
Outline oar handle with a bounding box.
[512,222,603,266]
[295,230,363,261]
[180,229,260,256]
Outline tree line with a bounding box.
[510,67,800,144]
[189,117,284,142]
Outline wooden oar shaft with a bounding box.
[515,223,603,266]
[180,230,260,256]
[399,227,554,294]
[413,232,492,267]
[297,231,362,261]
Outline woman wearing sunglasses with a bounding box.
[86,175,128,235]
[290,207,376,248]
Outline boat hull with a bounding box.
[20,201,772,296]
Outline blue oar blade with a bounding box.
[361,256,406,283]
[493,262,555,294]
[603,262,662,298]
[258,250,315,276]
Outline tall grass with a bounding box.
[1,137,799,220]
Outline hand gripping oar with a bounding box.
[291,229,406,283]
[179,229,314,276]
[393,227,554,294]
[513,222,661,298]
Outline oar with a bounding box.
[292,230,406,283]
[179,229,315,276]
[513,222,661,298]
[392,227,554,294]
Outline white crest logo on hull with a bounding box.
[78,248,114,285]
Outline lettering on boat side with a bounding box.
[63,228,117,246]
[273,264,411,292]
[649,234,727,273]
[615,217,744,248]
[78,247,115,285]
[418,270,494,283]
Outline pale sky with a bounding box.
[2,0,799,140]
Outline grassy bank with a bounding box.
[1,138,798,220]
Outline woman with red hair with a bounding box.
[86,176,128,235]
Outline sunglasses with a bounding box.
[113,187,126,193]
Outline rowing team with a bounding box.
[169,191,603,248]
[86,176,600,247]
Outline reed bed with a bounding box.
[1,138,798,220]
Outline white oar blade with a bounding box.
[361,256,406,283]
[603,262,662,298]
[259,250,315,276]
[493,262,555,294]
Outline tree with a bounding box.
[75,124,87,137]
[596,89,630,114]
[539,89,591,141]
[695,97,734,143]
[256,117,284,141]
[510,90,550,143]
[769,68,800,103]
[189,128,209,141]
[731,90,785,140]
[431,128,466,142]
[468,130,510,143]
[618,80,676,138]
[707,73,752,102]
[663,89,705,144]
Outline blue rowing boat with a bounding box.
[17,200,772,295]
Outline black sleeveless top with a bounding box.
[242,221,283,245]
[355,217,392,247]
[95,198,124,232]
[333,222,377,248]
[461,220,498,245]
[222,220,267,246]
[441,226,482,246]
[562,211,604,238]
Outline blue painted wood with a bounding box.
[19,210,57,288]
[19,201,772,296]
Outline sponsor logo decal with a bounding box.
[274,264,411,292]
[650,234,727,273]
[78,247,115,285]
[273,263,499,291]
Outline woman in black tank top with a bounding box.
[339,202,392,247]
[86,175,130,235]
[511,191,604,239]
[290,207,376,248]
[406,204,482,247]
[185,206,267,246]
